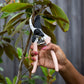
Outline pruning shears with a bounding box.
[29,15,59,73]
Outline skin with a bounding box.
[30,43,84,84]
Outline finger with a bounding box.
[31,51,38,56]
[31,61,39,66]
[25,56,30,59]
[30,44,33,50]
[31,57,36,61]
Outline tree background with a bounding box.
[0,0,84,84]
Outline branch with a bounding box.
[15,30,32,84]
[0,30,7,35]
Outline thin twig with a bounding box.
[21,32,24,51]
[4,17,7,29]
[0,30,7,35]
[21,70,28,78]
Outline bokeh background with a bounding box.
[0,0,84,84]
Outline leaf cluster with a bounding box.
[5,76,21,84]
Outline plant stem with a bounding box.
[0,30,7,35]
[20,31,24,51]
[29,71,32,79]
[21,70,28,78]
[47,69,52,84]
[4,17,7,29]
[15,30,32,84]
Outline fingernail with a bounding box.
[42,46,47,50]
[35,52,38,55]
[30,46,33,49]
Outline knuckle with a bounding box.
[56,45,59,48]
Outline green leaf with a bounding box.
[35,0,51,5]
[1,3,33,13]
[25,53,28,57]
[0,74,6,84]
[0,30,7,35]
[11,19,27,37]
[3,43,14,60]
[3,37,11,43]
[49,69,55,75]
[44,21,56,31]
[15,31,23,48]
[41,10,56,31]
[27,78,35,84]
[32,75,42,80]
[0,46,3,57]
[17,47,22,59]
[3,43,18,60]
[42,15,56,24]
[49,3,69,32]
[13,76,17,84]
[7,12,24,25]
[50,75,56,83]
[42,10,69,23]
[4,19,24,34]
[42,18,56,31]
[26,7,32,18]
[41,25,56,44]
[5,77,12,84]
[42,14,69,24]
[0,12,11,19]
[21,75,28,79]
[0,67,4,72]
[4,25,13,33]
[23,30,29,35]
[23,59,30,69]
[42,10,69,32]
[43,10,55,23]
[4,12,25,31]
[40,66,48,77]
[13,76,21,84]
[7,28,15,35]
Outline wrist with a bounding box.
[59,59,84,84]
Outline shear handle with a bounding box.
[32,42,38,73]
[44,36,59,72]
[51,50,59,71]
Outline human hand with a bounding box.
[30,43,68,71]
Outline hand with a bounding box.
[30,43,68,71]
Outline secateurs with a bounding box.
[29,15,59,73]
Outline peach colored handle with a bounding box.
[32,42,38,73]
[44,36,59,72]
[51,50,59,72]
